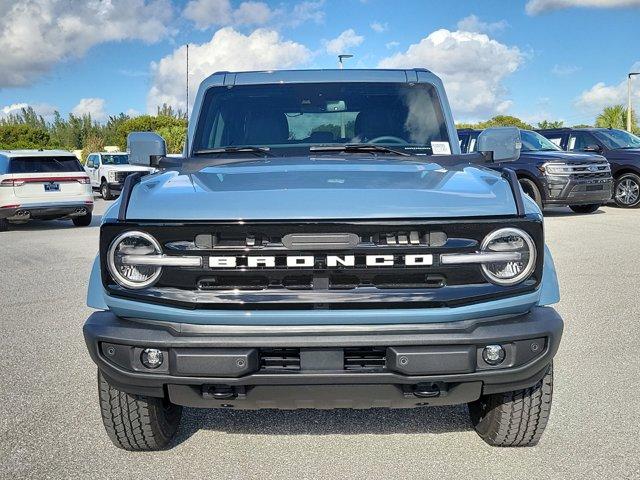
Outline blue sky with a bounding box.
[1,0,639,125]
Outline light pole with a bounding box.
[338,54,353,69]
[627,72,639,132]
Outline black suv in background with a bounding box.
[458,129,612,213]
[538,128,640,208]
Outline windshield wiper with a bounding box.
[192,146,272,157]
[309,143,411,157]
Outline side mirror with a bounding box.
[127,132,166,167]
[584,144,602,153]
[86,160,93,168]
[477,127,521,162]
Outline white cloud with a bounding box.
[0,102,57,120]
[385,41,400,50]
[0,0,174,88]
[575,78,640,117]
[183,0,324,29]
[287,1,325,26]
[72,98,107,122]
[183,0,273,29]
[324,29,364,55]
[526,0,640,15]
[456,15,507,33]
[147,28,311,113]
[378,29,523,119]
[370,21,388,33]
[551,64,581,76]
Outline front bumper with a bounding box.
[84,306,563,409]
[107,182,123,193]
[545,175,612,205]
[0,201,93,220]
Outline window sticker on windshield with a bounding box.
[431,141,451,155]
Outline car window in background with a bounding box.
[546,136,563,147]
[568,132,598,151]
[520,130,561,152]
[9,156,84,173]
[193,82,450,156]
[594,129,640,150]
[101,154,130,165]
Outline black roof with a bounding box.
[536,127,607,133]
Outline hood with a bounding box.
[124,156,518,221]
[520,150,606,163]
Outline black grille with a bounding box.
[344,347,387,372]
[260,348,301,372]
[115,171,148,183]
[101,218,544,309]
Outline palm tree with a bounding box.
[595,104,636,130]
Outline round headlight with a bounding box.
[107,231,162,289]
[481,228,536,286]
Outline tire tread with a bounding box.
[469,363,553,447]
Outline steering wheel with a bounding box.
[367,136,408,145]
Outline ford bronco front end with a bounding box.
[83,69,563,450]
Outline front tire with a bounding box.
[101,180,114,200]
[614,173,640,208]
[518,178,543,210]
[468,363,553,447]
[72,211,92,226]
[569,204,600,214]
[98,370,182,451]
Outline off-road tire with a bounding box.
[569,204,600,214]
[518,178,543,210]
[101,180,114,200]
[468,363,553,447]
[0,218,9,232]
[98,370,182,451]
[72,211,92,227]
[614,173,640,208]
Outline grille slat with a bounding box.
[344,347,387,372]
[260,348,301,372]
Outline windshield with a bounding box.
[520,130,561,152]
[193,82,450,156]
[102,154,129,165]
[593,129,640,150]
[9,156,83,173]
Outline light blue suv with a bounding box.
[83,69,563,450]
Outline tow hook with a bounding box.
[203,385,236,400]
[412,383,441,398]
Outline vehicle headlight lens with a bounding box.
[107,231,162,289]
[543,163,571,175]
[481,228,536,286]
[108,171,117,182]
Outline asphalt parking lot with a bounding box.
[1,198,639,479]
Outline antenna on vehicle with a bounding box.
[185,43,189,157]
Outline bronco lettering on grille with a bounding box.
[208,254,434,268]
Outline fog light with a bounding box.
[141,348,164,369]
[482,345,505,366]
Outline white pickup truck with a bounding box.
[84,152,155,200]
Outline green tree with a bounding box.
[479,115,534,130]
[537,120,564,129]
[595,104,636,131]
[0,124,50,149]
[115,114,188,151]
[157,125,187,154]
[81,133,106,163]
